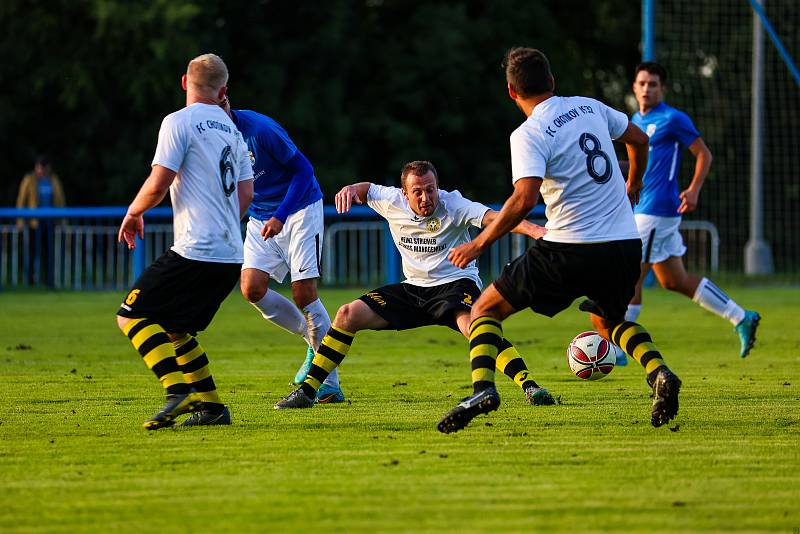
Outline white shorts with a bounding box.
[634,213,686,264]
[243,199,324,283]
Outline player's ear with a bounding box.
[507,83,517,100]
[181,74,188,91]
[218,86,228,102]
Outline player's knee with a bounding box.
[333,302,359,330]
[116,314,130,332]
[241,280,267,303]
[291,280,318,308]
[660,277,681,292]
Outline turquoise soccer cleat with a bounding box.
[316,383,346,404]
[293,345,315,385]
[614,344,628,366]
[735,310,761,358]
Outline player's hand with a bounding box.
[526,223,547,240]
[448,241,483,269]
[260,217,284,240]
[335,185,363,213]
[678,188,699,213]
[118,212,144,250]
[626,179,642,206]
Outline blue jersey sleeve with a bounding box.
[272,150,314,223]
[257,121,297,165]
[671,110,701,148]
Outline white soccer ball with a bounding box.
[566,331,616,380]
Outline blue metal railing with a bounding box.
[0,204,546,290]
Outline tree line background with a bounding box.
[0,0,640,207]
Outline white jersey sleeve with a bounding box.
[366,183,402,218]
[152,113,189,172]
[596,101,630,140]
[440,190,490,228]
[510,127,550,183]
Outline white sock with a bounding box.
[251,290,309,343]
[692,277,746,326]
[625,304,642,322]
[303,299,339,388]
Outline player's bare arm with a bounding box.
[118,165,177,249]
[335,182,370,213]
[238,178,254,220]
[449,177,542,269]
[617,122,649,206]
[679,137,712,214]
[482,210,546,240]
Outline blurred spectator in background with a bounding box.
[16,155,66,286]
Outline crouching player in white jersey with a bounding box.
[438,48,682,433]
[221,99,344,404]
[117,54,254,429]
[274,160,553,409]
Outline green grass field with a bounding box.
[1,286,798,533]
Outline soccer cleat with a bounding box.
[735,310,761,358]
[293,346,315,385]
[614,345,629,366]
[316,384,345,404]
[179,405,231,427]
[437,387,501,434]
[143,392,201,430]
[649,367,682,428]
[274,388,315,409]
[525,386,556,406]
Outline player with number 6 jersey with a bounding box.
[439,47,682,434]
[116,54,254,430]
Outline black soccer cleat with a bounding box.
[274,388,315,409]
[143,392,201,430]
[437,387,501,434]
[649,368,682,428]
[179,404,231,427]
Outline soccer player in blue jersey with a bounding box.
[624,62,760,361]
[222,98,344,403]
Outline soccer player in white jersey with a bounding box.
[116,54,254,429]
[438,47,682,433]
[273,161,552,409]
[623,61,760,362]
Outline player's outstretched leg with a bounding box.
[438,317,503,433]
[611,321,681,427]
[691,277,761,358]
[119,318,200,429]
[170,334,231,427]
[495,338,554,406]
[274,326,354,409]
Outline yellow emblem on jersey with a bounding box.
[125,289,141,306]
[462,293,473,306]
[426,217,441,232]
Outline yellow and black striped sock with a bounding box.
[173,334,222,410]
[496,338,539,390]
[469,316,502,393]
[122,318,188,395]
[300,326,354,398]
[612,321,668,381]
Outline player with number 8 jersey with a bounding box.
[439,47,682,434]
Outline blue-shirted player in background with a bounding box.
[621,62,760,363]
[222,98,344,403]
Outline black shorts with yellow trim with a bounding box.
[493,238,641,323]
[117,250,241,335]
[358,278,481,331]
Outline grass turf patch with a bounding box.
[0,287,798,532]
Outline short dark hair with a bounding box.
[400,160,438,189]
[634,61,668,85]
[35,154,51,167]
[503,47,553,98]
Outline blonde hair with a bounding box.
[186,53,229,96]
